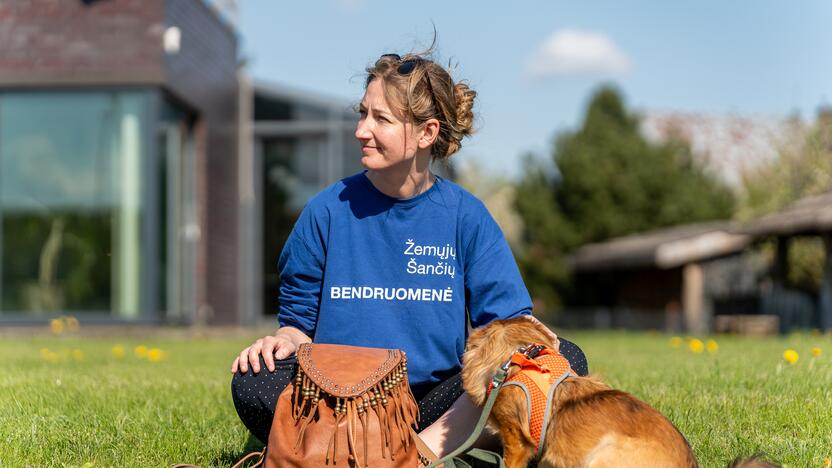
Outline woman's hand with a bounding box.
[523,315,560,351]
[231,326,311,374]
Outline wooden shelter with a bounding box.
[572,222,752,333]
[738,191,832,330]
[570,191,832,333]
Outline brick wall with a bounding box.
[0,0,166,85]
[165,0,239,324]
[0,0,241,324]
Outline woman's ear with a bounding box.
[418,118,440,149]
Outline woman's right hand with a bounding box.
[231,327,310,374]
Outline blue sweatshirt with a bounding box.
[277,171,532,396]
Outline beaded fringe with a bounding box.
[291,359,419,467]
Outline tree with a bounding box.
[553,86,734,245]
[738,112,832,221]
[514,155,574,313]
[515,85,735,311]
[456,161,525,249]
[737,110,832,291]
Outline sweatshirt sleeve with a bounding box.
[277,203,328,337]
[462,197,533,328]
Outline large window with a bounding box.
[0,92,148,317]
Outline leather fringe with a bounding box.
[293,360,417,466]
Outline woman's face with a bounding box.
[355,79,422,172]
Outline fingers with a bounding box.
[524,314,559,349]
[236,339,263,374]
[232,335,298,375]
[274,338,296,360]
[258,335,296,372]
[551,333,561,352]
[248,344,262,374]
[237,347,251,374]
[274,343,289,361]
[262,337,277,373]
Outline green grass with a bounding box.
[1,330,830,467]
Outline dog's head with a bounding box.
[461,316,557,406]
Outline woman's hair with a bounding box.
[365,51,477,159]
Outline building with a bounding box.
[570,191,832,333]
[570,222,753,333]
[0,0,382,325]
[739,191,832,331]
[241,79,364,325]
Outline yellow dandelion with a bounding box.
[689,339,704,353]
[44,351,60,363]
[39,348,52,359]
[823,457,831,468]
[112,345,126,359]
[65,316,80,333]
[134,345,148,358]
[783,349,799,364]
[147,348,165,362]
[670,336,683,348]
[811,347,822,358]
[71,349,84,361]
[706,339,719,353]
[50,318,65,335]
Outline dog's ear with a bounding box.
[461,326,497,406]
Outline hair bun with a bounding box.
[445,83,477,157]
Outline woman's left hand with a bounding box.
[523,315,559,350]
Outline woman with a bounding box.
[230,51,588,457]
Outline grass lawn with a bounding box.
[1,329,830,467]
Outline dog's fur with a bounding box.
[462,317,698,468]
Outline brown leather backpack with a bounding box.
[267,343,421,467]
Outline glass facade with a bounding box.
[157,100,198,323]
[258,131,364,317]
[0,91,152,318]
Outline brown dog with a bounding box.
[461,317,698,468]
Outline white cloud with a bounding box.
[527,29,632,80]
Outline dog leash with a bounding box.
[425,367,509,468]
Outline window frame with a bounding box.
[0,87,167,324]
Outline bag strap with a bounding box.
[171,447,266,468]
[230,449,266,468]
[425,367,508,468]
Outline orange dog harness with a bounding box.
[487,344,575,456]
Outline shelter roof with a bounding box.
[572,221,751,271]
[739,191,832,237]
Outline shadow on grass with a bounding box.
[212,433,266,467]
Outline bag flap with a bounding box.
[296,343,403,397]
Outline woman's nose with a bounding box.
[355,119,371,141]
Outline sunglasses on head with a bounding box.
[380,53,424,75]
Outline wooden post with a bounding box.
[773,236,790,287]
[683,263,707,334]
[820,233,832,332]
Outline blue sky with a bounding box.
[239,1,831,178]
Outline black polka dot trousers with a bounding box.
[231,338,588,444]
